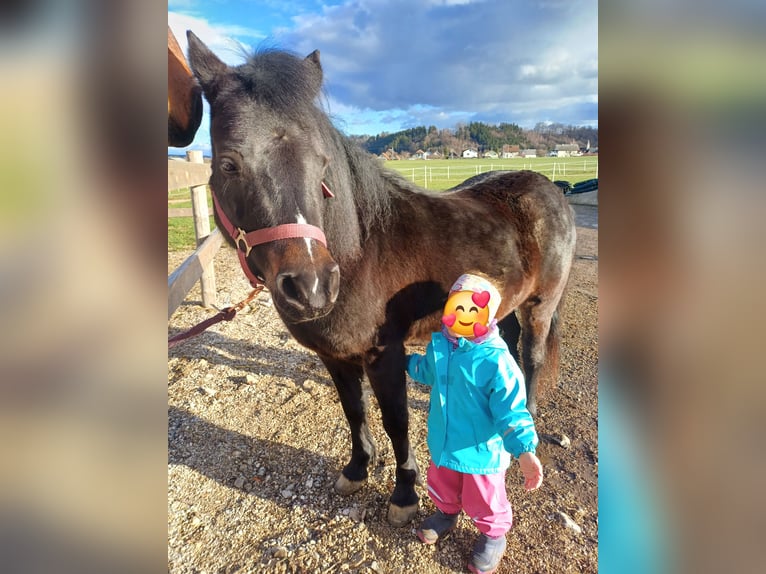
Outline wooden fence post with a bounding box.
[187,150,217,308]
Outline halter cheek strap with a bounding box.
[211,185,330,288]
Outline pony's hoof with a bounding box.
[387,502,419,527]
[334,474,365,495]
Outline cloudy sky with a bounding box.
[168,0,597,152]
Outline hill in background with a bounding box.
[169,121,597,160]
[349,121,597,158]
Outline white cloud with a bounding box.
[276,0,597,129]
[168,11,265,65]
[168,0,597,140]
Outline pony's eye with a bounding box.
[219,158,239,175]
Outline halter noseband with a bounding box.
[211,182,333,288]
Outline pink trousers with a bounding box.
[426,461,513,537]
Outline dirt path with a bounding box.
[168,225,597,574]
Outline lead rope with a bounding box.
[168,286,264,349]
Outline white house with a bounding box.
[521,149,537,158]
[502,144,520,158]
[555,143,581,157]
[462,149,478,159]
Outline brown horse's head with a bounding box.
[168,27,203,147]
[186,31,340,324]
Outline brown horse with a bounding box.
[185,30,576,526]
[168,26,202,147]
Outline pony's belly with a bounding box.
[406,316,442,345]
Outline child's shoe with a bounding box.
[416,510,459,544]
[467,533,507,574]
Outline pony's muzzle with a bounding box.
[275,263,340,319]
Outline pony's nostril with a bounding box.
[277,266,339,313]
[276,273,302,307]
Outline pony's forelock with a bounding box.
[234,48,321,110]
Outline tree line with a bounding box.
[349,121,598,157]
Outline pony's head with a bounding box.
[187,31,340,323]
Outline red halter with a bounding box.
[211,182,333,288]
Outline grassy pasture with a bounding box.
[168,214,215,251]
[167,155,597,250]
[383,156,598,191]
[168,187,214,251]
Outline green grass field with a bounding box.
[168,186,215,251]
[168,156,597,251]
[383,156,598,191]
[168,214,216,251]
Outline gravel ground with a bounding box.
[168,224,597,574]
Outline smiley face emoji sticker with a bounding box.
[440,273,502,339]
[441,290,492,338]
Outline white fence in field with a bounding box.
[389,160,598,188]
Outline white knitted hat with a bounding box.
[449,273,502,323]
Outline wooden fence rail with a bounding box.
[168,151,220,319]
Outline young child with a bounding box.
[407,273,543,574]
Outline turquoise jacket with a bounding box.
[407,331,538,474]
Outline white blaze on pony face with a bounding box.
[295,211,320,295]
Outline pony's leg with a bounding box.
[364,344,421,527]
[518,297,562,417]
[319,356,377,495]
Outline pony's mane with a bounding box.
[334,134,396,236]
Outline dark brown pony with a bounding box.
[186,31,576,526]
[168,26,202,147]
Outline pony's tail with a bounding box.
[539,281,571,400]
[541,305,562,398]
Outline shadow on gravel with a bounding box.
[168,405,480,570]
[168,331,334,390]
[168,331,433,416]
[168,405,343,511]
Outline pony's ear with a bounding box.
[304,50,323,95]
[305,49,322,70]
[187,30,227,102]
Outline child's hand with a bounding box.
[518,452,543,491]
